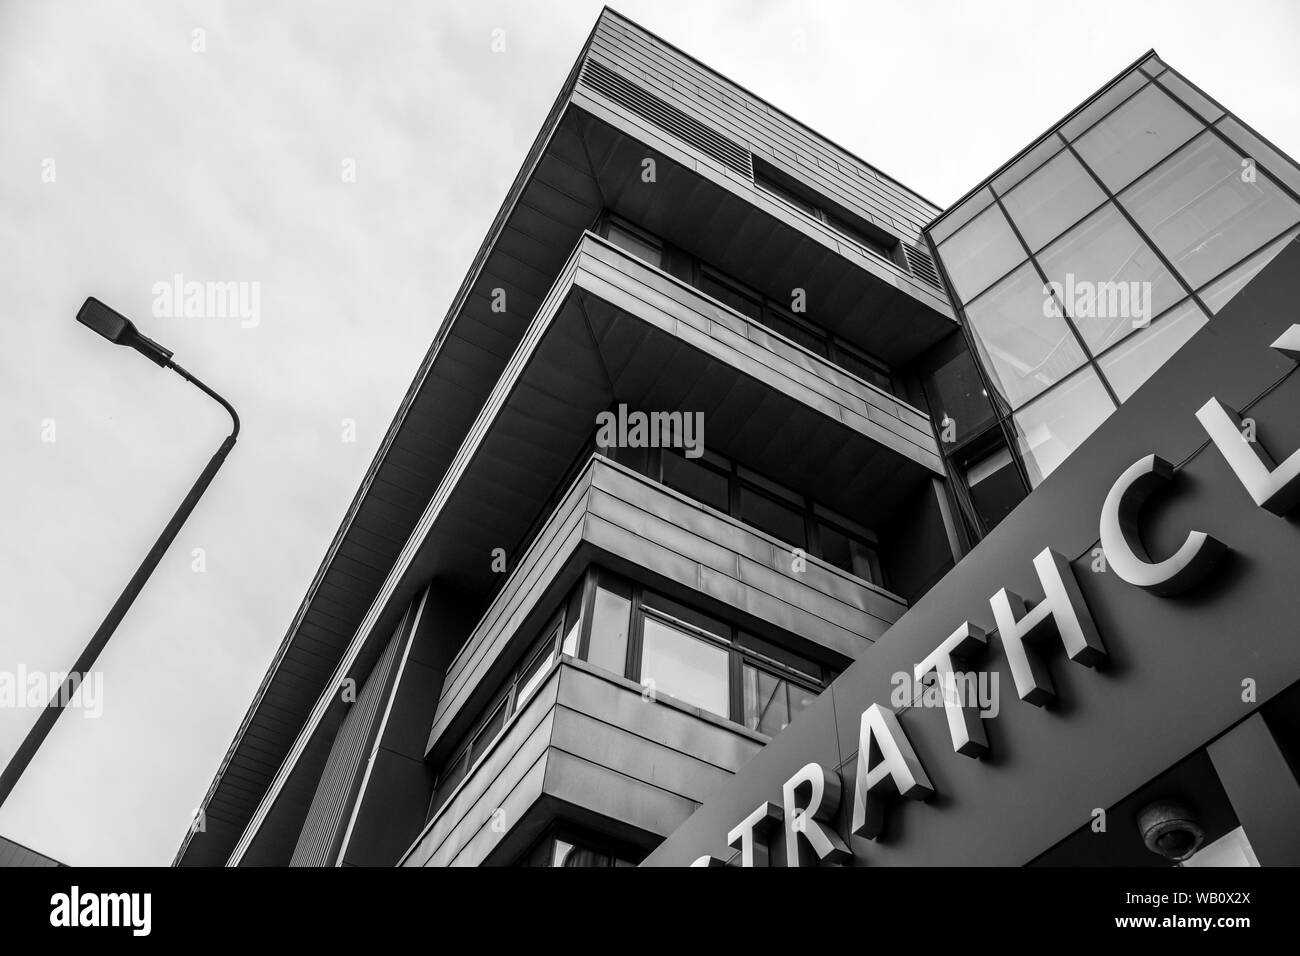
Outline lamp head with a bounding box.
[76,298,173,366]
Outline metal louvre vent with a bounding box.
[904,244,942,289]
[580,59,753,179]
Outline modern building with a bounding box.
[176,8,1300,868]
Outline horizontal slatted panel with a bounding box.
[580,59,752,179]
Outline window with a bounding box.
[963,261,1087,409]
[1011,367,1116,486]
[1000,148,1106,252]
[1197,228,1300,314]
[1074,82,1202,192]
[755,166,897,261]
[738,485,808,550]
[605,220,664,269]
[645,447,885,586]
[1121,131,1300,290]
[1037,203,1183,353]
[742,662,817,737]
[640,614,731,716]
[599,214,899,396]
[698,268,762,320]
[586,580,632,677]
[963,441,1026,532]
[660,451,730,513]
[1097,299,1208,401]
[938,203,1026,303]
[921,336,998,442]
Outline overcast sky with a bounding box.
[1,0,1297,866]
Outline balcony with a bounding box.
[427,455,909,759]
[401,659,765,867]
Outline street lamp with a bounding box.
[0,298,240,809]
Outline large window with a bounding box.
[932,63,1300,507]
[1121,132,1300,290]
[613,443,885,587]
[963,261,1087,409]
[582,571,836,735]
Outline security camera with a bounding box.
[1137,799,1205,862]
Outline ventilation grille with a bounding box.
[580,59,753,179]
[904,244,943,289]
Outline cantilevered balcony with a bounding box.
[401,660,765,867]
[426,455,909,761]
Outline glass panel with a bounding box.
[661,450,730,513]
[698,271,762,320]
[1198,228,1300,314]
[640,617,730,718]
[1122,131,1300,289]
[1012,368,1116,486]
[761,306,829,356]
[1214,116,1300,198]
[964,443,1025,532]
[560,583,583,656]
[515,632,557,706]
[1156,72,1223,123]
[586,585,631,677]
[605,222,662,268]
[738,485,807,548]
[1000,149,1106,252]
[1060,69,1147,141]
[469,699,508,763]
[832,344,893,393]
[922,344,997,441]
[992,135,1064,197]
[817,521,880,583]
[963,262,1088,409]
[930,187,994,245]
[743,665,789,735]
[1075,82,1202,191]
[1038,203,1183,352]
[735,632,822,682]
[937,203,1025,303]
[1138,54,1167,79]
[1098,300,1208,401]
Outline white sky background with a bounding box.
[0,0,1296,866]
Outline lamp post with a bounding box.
[0,298,240,809]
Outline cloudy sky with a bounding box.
[1,0,1296,866]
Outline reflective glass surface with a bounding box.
[963,262,1087,409]
[1038,203,1182,352]
[1012,368,1116,485]
[1098,299,1208,400]
[1198,228,1300,314]
[586,585,630,677]
[1001,148,1106,252]
[938,203,1025,303]
[640,617,729,717]
[1122,132,1300,289]
[1075,82,1202,191]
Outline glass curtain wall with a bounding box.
[930,53,1300,489]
